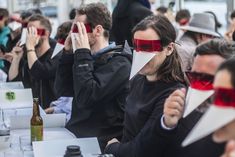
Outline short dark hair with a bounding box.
[21,9,42,20]
[77,3,112,38]
[0,8,9,18]
[194,39,235,59]
[69,8,77,20]
[231,10,235,19]
[55,21,72,40]
[217,57,235,88]
[156,6,167,14]
[132,15,185,83]
[28,14,52,34]
[175,9,190,23]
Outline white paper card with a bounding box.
[51,43,64,59]
[183,87,214,118]
[20,28,27,46]
[0,81,24,89]
[0,89,33,109]
[71,33,77,52]
[10,114,66,130]
[182,105,235,146]
[33,137,101,157]
[8,21,22,31]
[129,51,156,79]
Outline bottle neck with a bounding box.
[32,102,40,116]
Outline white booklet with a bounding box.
[0,88,33,109]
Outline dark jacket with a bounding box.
[105,75,185,156]
[54,51,74,97]
[11,48,60,109]
[65,45,132,152]
[105,76,225,157]
[111,0,152,46]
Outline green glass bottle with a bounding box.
[30,98,43,143]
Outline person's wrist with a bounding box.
[163,116,177,129]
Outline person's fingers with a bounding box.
[80,22,87,35]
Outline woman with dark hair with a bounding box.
[110,0,152,46]
[105,15,185,157]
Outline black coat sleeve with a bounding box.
[104,100,178,157]
[104,86,184,157]
[29,53,60,80]
[54,50,74,97]
[73,48,131,108]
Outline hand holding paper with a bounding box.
[163,88,186,128]
[73,22,90,51]
[26,27,40,50]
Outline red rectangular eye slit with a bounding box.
[22,22,28,28]
[133,39,163,52]
[214,88,235,108]
[37,28,46,36]
[57,38,65,45]
[72,23,92,33]
[186,71,214,90]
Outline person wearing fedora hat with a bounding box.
[177,13,220,71]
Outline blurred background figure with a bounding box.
[110,0,152,47]
[175,9,191,40]
[155,6,167,15]
[225,10,235,41]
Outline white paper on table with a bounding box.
[51,43,64,59]
[71,33,77,52]
[183,87,214,118]
[33,137,101,157]
[8,21,22,31]
[129,51,156,79]
[0,89,33,109]
[19,28,27,46]
[10,114,66,130]
[182,105,235,147]
[0,81,24,89]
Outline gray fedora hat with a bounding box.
[180,13,220,37]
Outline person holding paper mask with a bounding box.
[7,14,60,109]
[179,58,235,157]
[155,39,235,157]
[58,3,132,152]
[115,39,234,157]
[105,15,185,157]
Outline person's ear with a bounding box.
[93,25,103,37]
[166,42,174,56]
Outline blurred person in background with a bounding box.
[111,0,152,46]
[69,8,77,20]
[155,6,167,15]
[0,8,10,71]
[175,9,191,40]
[45,21,73,122]
[6,14,60,109]
[225,10,235,41]
[177,13,220,71]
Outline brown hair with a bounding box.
[28,14,52,34]
[55,21,72,40]
[77,3,112,38]
[0,8,9,18]
[132,15,185,83]
[194,38,235,59]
